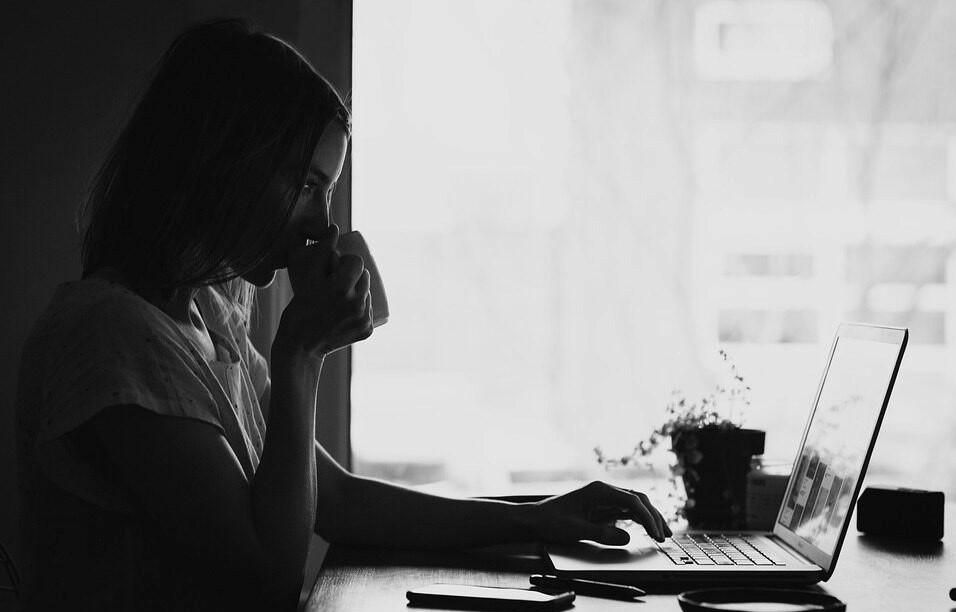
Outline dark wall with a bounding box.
[0,0,350,573]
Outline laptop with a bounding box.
[547,322,908,586]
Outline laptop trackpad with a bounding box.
[548,532,668,571]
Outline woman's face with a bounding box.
[241,122,349,288]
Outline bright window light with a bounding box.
[352,0,956,500]
[694,0,833,81]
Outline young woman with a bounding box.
[15,18,671,611]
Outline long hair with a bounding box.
[77,18,351,326]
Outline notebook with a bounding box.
[547,322,908,585]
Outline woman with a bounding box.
[15,18,671,611]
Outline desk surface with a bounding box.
[305,506,955,611]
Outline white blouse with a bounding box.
[16,276,270,611]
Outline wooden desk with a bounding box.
[305,506,955,611]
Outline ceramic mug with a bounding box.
[336,230,389,327]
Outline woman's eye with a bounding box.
[302,180,318,195]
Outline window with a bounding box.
[352,0,956,500]
[696,124,831,202]
[847,127,953,203]
[694,0,833,82]
[725,253,814,278]
[719,310,818,343]
[846,245,949,284]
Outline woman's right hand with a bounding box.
[273,224,374,362]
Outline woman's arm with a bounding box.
[89,353,321,607]
[308,435,670,550]
[258,378,668,550]
[259,384,671,548]
[311,440,534,548]
[259,382,669,550]
[88,229,371,607]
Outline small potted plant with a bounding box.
[595,350,764,530]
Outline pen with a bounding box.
[530,574,645,600]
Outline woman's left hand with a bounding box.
[530,481,672,545]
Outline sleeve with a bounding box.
[33,299,230,511]
[30,295,227,511]
[36,297,225,446]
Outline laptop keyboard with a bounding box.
[657,534,788,566]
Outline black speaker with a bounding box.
[856,486,944,540]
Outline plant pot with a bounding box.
[671,427,765,530]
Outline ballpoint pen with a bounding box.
[530,574,645,600]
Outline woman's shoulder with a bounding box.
[35,275,171,340]
[20,277,195,380]
[19,276,228,436]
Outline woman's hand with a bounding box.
[530,481,672,545]
[273,224,374,361]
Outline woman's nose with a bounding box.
[300,202,333,239]
[307,198,332,228]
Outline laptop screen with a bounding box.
[776,333,904,558]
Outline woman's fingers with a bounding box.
[616,489,663,541]
[533,482,672,547]
[333,253,366,292]
[355,269,371,300]
[323,289,374,352]
[590,483,666,542]
[278,224,379,357]
[364,288,374,327]
[642,491,671,538]
[589,500,670,540]
[623,490,668,540]
[649,495,672,538]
